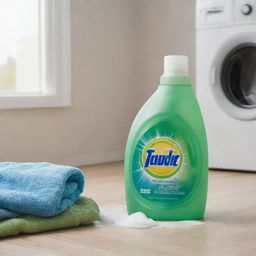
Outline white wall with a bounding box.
[0,0,196,166]
[135,0,196,105]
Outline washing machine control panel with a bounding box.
[233,0,256,20]
[240,4,253,15]
[197,0,256,29]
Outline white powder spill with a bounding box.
[95,204,127,227]
[116,212,157,228]
[95,204,204,229]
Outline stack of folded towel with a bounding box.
[0,162,100,238]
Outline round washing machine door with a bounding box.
[211,34,256,120]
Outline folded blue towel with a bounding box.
[0,209,21,220]
[0,162,84,219]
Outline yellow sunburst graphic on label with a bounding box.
[141,137,183,179]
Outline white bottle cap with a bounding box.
[163,55,189,76]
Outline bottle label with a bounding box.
[132,121,195,202]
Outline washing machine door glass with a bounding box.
[221,44,256,108]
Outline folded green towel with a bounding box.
[0,196,100,238]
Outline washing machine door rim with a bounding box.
[211,33,256,120]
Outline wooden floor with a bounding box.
[0,162,255,256]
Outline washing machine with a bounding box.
[196,0,256,171]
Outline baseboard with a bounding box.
[60,150,124,167]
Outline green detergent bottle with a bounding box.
[124,55,208,220]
